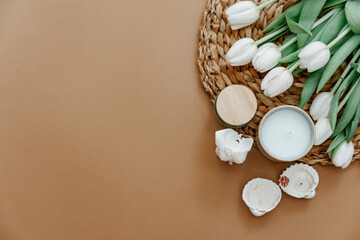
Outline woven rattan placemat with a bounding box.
[197,0,360,165]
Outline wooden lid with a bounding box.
[215,85,257,127]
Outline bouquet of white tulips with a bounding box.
[225,0,360,168]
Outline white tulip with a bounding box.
[310,92,333,121]
[261,67,293,97]
[298,41,330,72]
[252,43,281,73]
[331,141,354,169]
[226,38,257,66]
[226,1,260,30]
[314,118,333,145]
[215,129,253,165]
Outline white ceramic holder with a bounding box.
[279,163,319,199]
[242,178,282,217]
[215,129,253,165]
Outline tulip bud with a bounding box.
[261,67,293,97]
[310,92,333,121]
[314,118,333,145]
[226,1,259,30]
[252,43,281,73]
[298,41,330,72]
[331,141,354,169]
[226,38,257,66]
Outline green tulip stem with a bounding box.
[330,48,360,95]
[338,77,360,111]
[328,26,351,49]
[257,0,278,10]
[330,78,343,95]
[288,60,301,73]
[255,25,288,46]
[279,37,297,51]
[312,8,339,29]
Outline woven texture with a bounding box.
[197,0,360,165]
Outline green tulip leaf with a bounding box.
[319,9,347,44]
[286,15,312,35]
[345,121,353,140]
[330,138,345,159]
[317,34,360,92]
[297,0,327,48]
[308,17,330,42]
[329,94,339,130]
[336,68,359,97]
[346,120,359,142]
[346,101,360,141]
[325,0,347,8]
[345,0,360,34]
[263,1,304,33]
[329,32,354,54]
[327,131,346,152]
[299,68,324,108]
[332,77,360,136]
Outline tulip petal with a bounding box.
[226,38,255,60]
[265,71,293,97]
[226,1,257,15]
[307,48,330,72]
[230,24,248,30]
[227,8,259,26]
[298,41,327,59]
[252,43,281,72]
[261,67,293,97]
[314,118,333,145]
[332,141,354,168]
[310,92,333,120]
[261,67,285,90]
[227,39,257,66]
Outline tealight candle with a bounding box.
[257,105,315,162]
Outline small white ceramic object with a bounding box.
[242,178,282,217]
[215,129,253,165]
[279,163,319,199]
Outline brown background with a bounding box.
[0,0,360,239]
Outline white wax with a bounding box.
[261,109,312,160]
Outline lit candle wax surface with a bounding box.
[258,106,315,161]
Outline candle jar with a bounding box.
[257,105,315,162]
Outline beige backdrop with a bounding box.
[0,0,360,239]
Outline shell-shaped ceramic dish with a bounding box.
[242,178,282,217]
[279,163,319,199]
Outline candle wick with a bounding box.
[236,139,240,143]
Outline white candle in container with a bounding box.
[257,105,315,162]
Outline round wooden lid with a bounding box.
[215,85,257,127]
